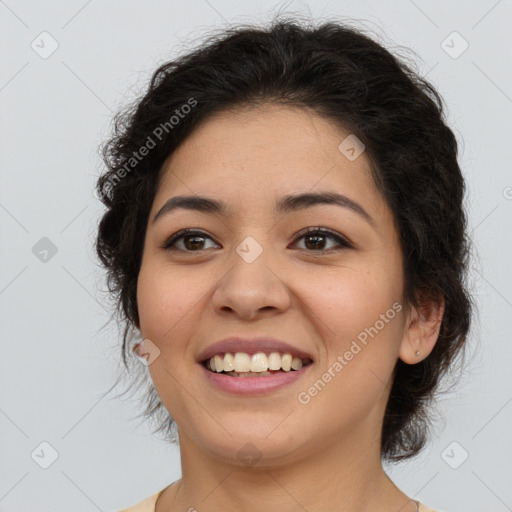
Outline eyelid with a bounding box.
[161,228,220,250]
[161,227,354,251]
[290,226,354,250]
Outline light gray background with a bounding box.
[1,1,511,511]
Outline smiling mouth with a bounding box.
[202,352,314,377]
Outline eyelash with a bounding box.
[161,227,354,253]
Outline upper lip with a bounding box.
[197,337,314,363]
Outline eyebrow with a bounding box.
[152,191,375,227]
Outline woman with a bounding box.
[96,17,473,512]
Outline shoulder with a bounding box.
[419,503,442,512]
[116,492,440,512]
[116,489,164,512]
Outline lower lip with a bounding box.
[200,363,313,395]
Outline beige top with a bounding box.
[117,489,164,512]
[117,488,441,512]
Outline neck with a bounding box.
[157,427,417,512]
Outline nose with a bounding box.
[211,244,292,321]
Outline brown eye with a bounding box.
[304,234,328,250]
[292,228,353,252]
[162,229,220,251]
[183,235,207,250]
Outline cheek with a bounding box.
[136,261,199,342]
[294,270,403,430]
[136,263,206,415]
[303,266,401,342]
[297,264,405,404]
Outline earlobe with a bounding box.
[398,295,445,364]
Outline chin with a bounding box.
[199,427,308,468]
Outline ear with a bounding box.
[398,293,445,364]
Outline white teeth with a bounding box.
[281,353,292,371]
[206,352,309,373]
[268,352,282,370]
[250,352,268,372]
[291,356,303,370]
[233,352,251,372]
[223,352,235,372]
[214,355,224,373]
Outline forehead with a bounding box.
[154,104,389,225]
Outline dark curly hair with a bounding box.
[95,16,474,463]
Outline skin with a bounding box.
[135,104,445,512]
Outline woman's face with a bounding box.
[136,104,413,466]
